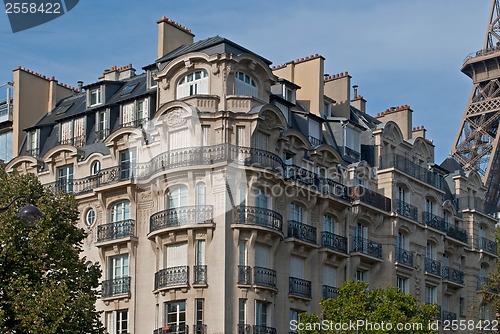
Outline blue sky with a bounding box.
[0,0,492,162]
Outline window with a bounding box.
[109,254,129,287]
[255,244,270,269]
[236,126,245,147]
[480,303,489,320]
[169,129,190,151]
[323,265,337,287]
[323,215,335,234]
[397,232,407,250]
[166,243,188,268]
[195,240,205,266]
[26,130,37,158]
[425,285,437,304]
[89,87,102,106]
[121,99,149,128]
[56,164,73,193]
[177,70,209,98]
[195,299,204,328]
[397,276,409,294]
[238,241,247,266]
[120,83,137,95]
[60,118,85,147]
[239,184,247,206]
[85,209,96,226]
[344,125,360,154]
[116,309,128,334]
[459,298,465,316]
[119,148,136,179]
[254,131,268,151]
[238,299,246,325]
[255,189,268,209]
[355,270,367,282]
[91,160,101,175]
[290,309,300,333]
[201,125,210,146]
[255,301,268,327]
[397,186,406,203]
[196,183,206,206]
[290,256,305,279]
[426,242,436,260]
[355,223,368,239]
[290,203,303,222]
[284,86,295,103]
[165,300,186,332]
[96,110,108,140]
[147,70,157,89]
[235,71,257,97]
[167,185,188,209]
[111,201,130,223]
[425,198,434,215]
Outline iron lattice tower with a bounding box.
[452,0,500,213]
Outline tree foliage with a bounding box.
[298,280,439,334]
[0,169,103,333]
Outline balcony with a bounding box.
[477,237,498,254]
[233,206,283,233]
[284,165,318,187]
[26,148,39,158]
[445,223,468,244]
[343,146,361,160]
[441,310,457,321]
[351,236,382,259]
[150,205,214,233]
[154,266,189,290]
[289,277,312,299]
[322,285,338,299]
[321,231,348,254]
[254,266,277,289]
[422,211,445,232]
[395,247,414,267]
[238,265,252,285]
[120,118,148,129]
[308,135,322,146]
[58,135,85,147]
[395,199,418,221]
[287,220,317,244]
[237,324,277,334]
[95,128,109,142]
[153,324,189,334]
[424,258,441,276]
[349,186,391,212]
[441,266,464,286]
[193,265,207,285]
[101,276,131,298]
[96,219,135,243]
[379,153,445,190]
[193,324,207,334]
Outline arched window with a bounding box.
[167,185,188,209]
[235,71,257,97]
[177,70,209,98]
[90,160,101,176]
[111,201,130,222]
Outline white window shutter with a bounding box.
[255,244,269,268]
[167,243,188,267]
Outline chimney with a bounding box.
[157,16,194,59]
[119,64,136,80]
[351,85,367,113]
[102,66,119,81]
[48,77,58,112]
[412,125,426,139]
[77,81,83,92]
[376,105,413,140]
[324,72,351,118]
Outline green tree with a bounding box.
[298,280,438,334]
[0,169,104,333]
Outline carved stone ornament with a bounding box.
[166,108,188,128]
[262,111,277,129]
[161,78,170,90]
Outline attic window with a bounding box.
[121,83,138,95]
[89,87,102,107]
[55,103,74,115]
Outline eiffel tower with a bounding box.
[452,0,500,213]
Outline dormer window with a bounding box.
[343,124,361,160]
[89,87,102,107]
[60,117,85,147]
[147,70,157,90]
[284,86,295,104]
[177,70,208,99]
[27,130,38,157]
[121,98,149,128]
[235,71,257,97]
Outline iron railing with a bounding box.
[289,277,312,299]
[424,257,441,276]
[193,324,207,334]
[441,310,457,321]
[237,324,252,334]
[120,118,149,129]
[351,236,382,259]
[349,186,392,212]
[193,265,207,285]
[233,206,283,232]
[422,211,445,232]
[379,153,445,190]
[344,146,361,160]
[97,219,135,242]
[477,237,498,254]
[287,220,317,244]
[101,276,131,298]
[26,148,39,158]
[395,199,418,221]
[253,325,277,334]
[445,223,468,243]
[441,266,464,285]
[95,128,109,142]
[150,205,214,232]
[322,285,338,299]
[154,266,189,290]
[321,231,348,253]
[254,267,277,288]
[153,324,189,334]
[238,265,252,285]
[308,135,322,146]
[395,247,414,267]
[58,135,85,147]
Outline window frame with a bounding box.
[89,87,102,107]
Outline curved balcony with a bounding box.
[96,219,136,243]
[233,206,283,234]
[154,266,189,291]
[150,205,214,234]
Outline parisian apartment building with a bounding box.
[3,16,499,334]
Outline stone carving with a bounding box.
[161,78,170,90]
[166,108,188,128]
[262,111,277,129]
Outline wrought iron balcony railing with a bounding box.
[344,146,361,160]
[441,266,464,285]
[101,276,131,298]
[237,324,252,334]
[445,223,468,243]
[477,237,498,254]
[395,199,418,221]
[254,266,277,288]
[97,219,135,242]
[233,206,283,232]
[424,257,441,276]
[422,211,445,232]
[379,153,445,190]
[349,186,392,212]
[395,247,414,267]
[287,220,317,244]
[120,118,149,129]
[26,148,39,158]
[154,266,189,290]
[58,135,85,147]
[308,135,322,146]
[95,128,109,142]
[289,276,312,299]
[321,231,348,254]
[322,285,338,299]
[238,265,252,285]
[150,205,214,232]
[253,325,277,334]
[441,310,457,321]
[193,265,207,285]
[153,324,189,334]
[193,324,207,334]
[351,236,382,259]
